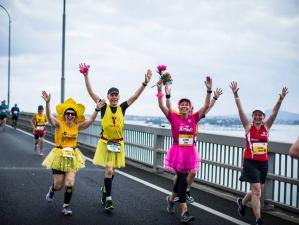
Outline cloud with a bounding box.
[0,0,298,116]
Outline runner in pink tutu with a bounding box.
[156,76,212,223]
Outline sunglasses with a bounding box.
[64,111,76,117]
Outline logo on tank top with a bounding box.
[112,116,117,126]
[179,124,193,133]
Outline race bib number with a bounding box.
[107,141,121,153]
[178,134,194,146]
[13,111,18,115]
[36,126,45,131]
[252,142,268,155]
[61,147,75,158]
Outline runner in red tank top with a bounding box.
[230,81,288,225]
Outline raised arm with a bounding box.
[157,82,168,117]
[265,87,288,130]
[79,63,100,104]
[196,77,212,116]
[229,81,250,130]
[205,88,223,114]
[127,69,152,106]
[41,91,60,128]
[165,84,172,110]
[78,99,106,130]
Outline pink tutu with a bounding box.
[164,144,201,173]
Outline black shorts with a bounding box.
[239,159,268,184]
[0,115,7,120]
[12,116,18,121]
[52,169,65,175]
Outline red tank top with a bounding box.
[244,124,269,161]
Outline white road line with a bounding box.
[10,125,250,225]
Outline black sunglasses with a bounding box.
[64,112,76,116]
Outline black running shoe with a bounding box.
[46,186,54,203]
[105,196,114,210]
[237,198,246,217]
[186,191,195,203]
[166,196,175,214]
[180,211,194,224]
[61,206,72,216]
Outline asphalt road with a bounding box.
[0,126,297,225]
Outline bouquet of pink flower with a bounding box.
[79,64,90,74]
[152,65,173,87]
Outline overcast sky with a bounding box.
[0,0,298,117]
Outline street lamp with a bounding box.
[61,0,66,103]
[0,4,11,108]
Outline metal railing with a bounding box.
[11,112,299,213]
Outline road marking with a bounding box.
[10,125,250,225]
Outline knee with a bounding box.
[65,178,75,187]
[54,182,63,191]
[105,168,114,177]
[251,186,261,198]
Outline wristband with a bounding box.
[156,92,164,99]
[207,90,212,94]
[142,82,147,87]
[166,94,171,99]
[95,108,101,112]
[213,96,218,100]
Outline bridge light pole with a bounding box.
[61,0,66,103]
[0,4,11,108]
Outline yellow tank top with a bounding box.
[55,120,78,148]
[35,113,46,126]
[101,105,124,140]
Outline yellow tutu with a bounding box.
[93,139,125,168]
[42,147,85,172]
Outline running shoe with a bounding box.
[45,186,54,202]
[237,198,246,217]
[61,206,72,216]
[104,196,114,210]
[166,196,175,214]
[34,144,38,153]
[100,186,106,205]
[186,192,195,203]
[39,151,44,156]
[174,196,179,202]
[256,218,263,225]
[180,211,194,223]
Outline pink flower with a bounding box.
[79,65,90,74]
[165,72,171,77]
[157,65,167,72]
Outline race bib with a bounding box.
[36,126,45,131]
[178,134,194,146]
[252,142,268,155]
[13,111,18,115]
[61,147,75,158]
[0,109,5,113]
[107,141,121,153]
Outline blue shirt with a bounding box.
[0,104,8,116]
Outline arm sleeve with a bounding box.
[120,101,129,115]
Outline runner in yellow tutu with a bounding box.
[41,90,105,216]
[79,63,152,211]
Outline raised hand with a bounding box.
[204,76,212,90]
[144,69,152,84]
[41,91,51,103]
[96,99,106,110]
[229,81,239,95]
[214,88,223,98]
[79,63,90,77]
[165,84,171,95]
[279,87,288,100]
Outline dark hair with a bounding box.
[38,105,44,110]
[107,87,119,95]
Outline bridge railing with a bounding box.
[12,112,299,213]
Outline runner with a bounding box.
[79,63,152,211]
[165,85,223,203]
[41,91,105,216]
[31,105,47,156]
[230,81,288,225]
[10,104,20,129]
[157,77,212,223]
[0,100,9,130]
